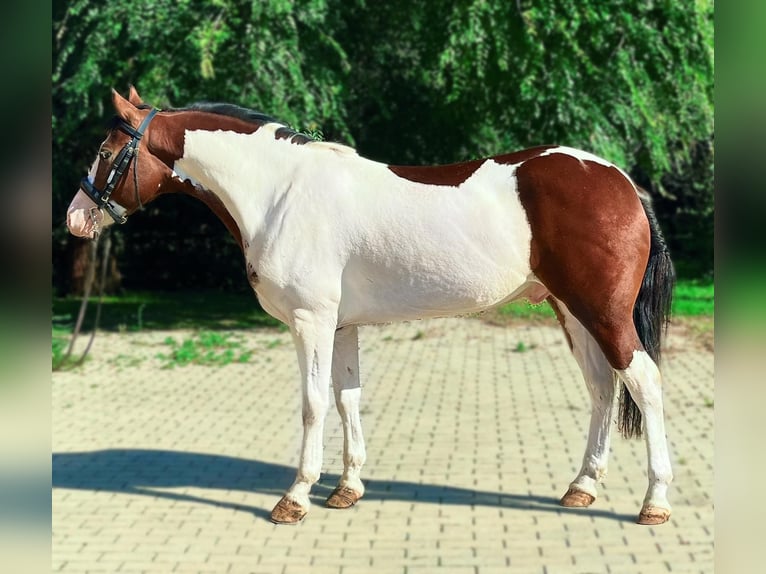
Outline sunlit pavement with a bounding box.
[53,317,713,573]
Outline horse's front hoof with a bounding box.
[637,506,671,525]
[326,486,363,509]
[270,496,308,524]
[559,487,596,508]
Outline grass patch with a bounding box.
[157,331,254,368]
[512,341,537,353]
[481,279,712,327]
[52,290,284,334]
[52,280,712,364]
[672,280,714,317]
[496,301,556,320]
[52,290,283,368]
[52,325,74,368]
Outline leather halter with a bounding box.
[79,108,159,224]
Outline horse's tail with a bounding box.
[617,189,676,439]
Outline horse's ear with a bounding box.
[112,88,141,126]
[128,85,144,106]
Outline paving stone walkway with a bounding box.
[52,317,714,573]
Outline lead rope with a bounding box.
[53,228,113,371]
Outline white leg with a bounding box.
[617,350,674,524]
[556,303,616,507]
[327,325,367,508]
[271,308,336,524]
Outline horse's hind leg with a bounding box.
[556,302,673,525]
[555,302,673,524]
[327,325,367,509]
[551,298,617,508]
[615,349,673,524]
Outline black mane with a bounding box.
[107,102,316,145]
[182,102,279,125]
[176,102,315,145]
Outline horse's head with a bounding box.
[67,87,173,238]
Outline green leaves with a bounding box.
[52,0,714,286]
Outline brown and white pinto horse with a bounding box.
[67,88,675,525]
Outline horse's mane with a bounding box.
[181,103,316,144]
[108,102,357,155]
[175,103,357,155]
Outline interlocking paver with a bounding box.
[53,317,714,573]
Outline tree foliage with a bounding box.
[53,0,714,290]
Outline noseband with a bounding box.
[80,108,159,224]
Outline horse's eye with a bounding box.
[99,149,113,160]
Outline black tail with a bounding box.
[617,190,676,439]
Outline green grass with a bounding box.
[489,279,713,322]
[52,325,72,368]
[672,280,714,316]
[52,280,713,364]
[156,331,254,368]
[52,290,283,367]
[494,301,556,320]
[52,290,283,334]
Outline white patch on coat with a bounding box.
[617,349,673,510]
[172,127,538,326]
[539,146,614,167]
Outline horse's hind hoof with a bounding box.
[326,486,363,509]
[270,496,307,524]
[559,487,596,508]
[637,506,671,525]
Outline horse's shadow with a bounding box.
[52,449,635,523]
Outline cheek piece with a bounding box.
[79,108,159,224]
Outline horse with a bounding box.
[66,87,675,526]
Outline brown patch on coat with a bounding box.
[389,158,486,186]
[388,146,554,187]
[512,154,650,369]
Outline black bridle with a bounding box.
[80,108,159,224]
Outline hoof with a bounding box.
[559,487,596,508]
[270,496,308,525]
[326,486,363,509]
[637,506,671,525]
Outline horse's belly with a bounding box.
[337,254,530,325]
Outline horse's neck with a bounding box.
[171,124,303,243]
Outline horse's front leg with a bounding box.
[326,325,366,509]
[271,308,337,524]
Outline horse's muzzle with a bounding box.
[66,208,96,238]
[66,190,104,239]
